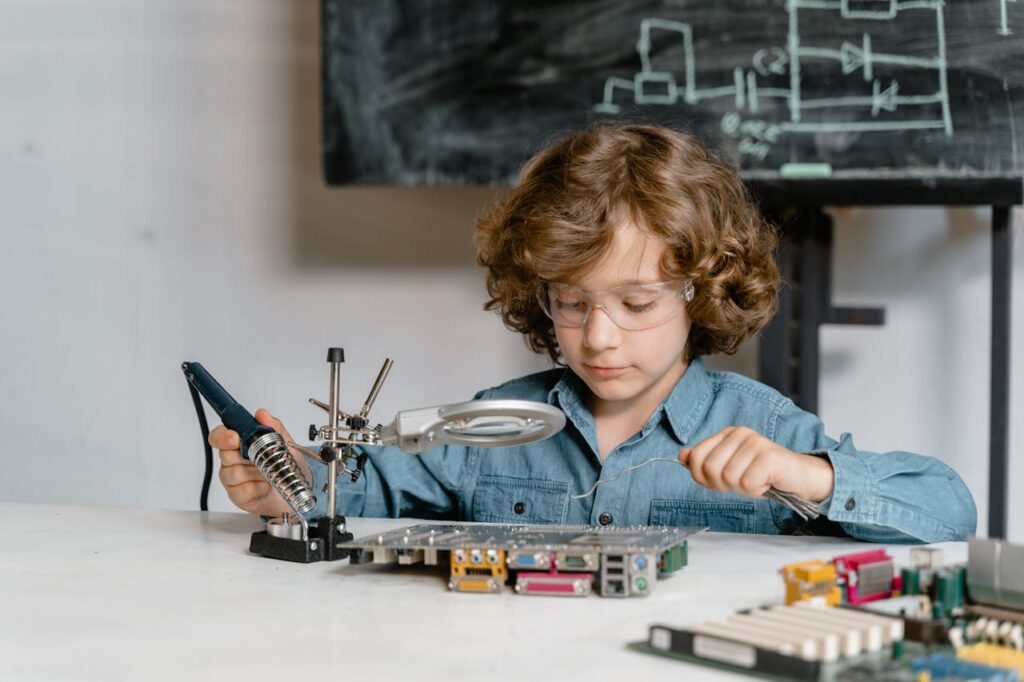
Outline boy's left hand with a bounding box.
[678,426,834,503]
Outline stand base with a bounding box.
[249,515,354,563]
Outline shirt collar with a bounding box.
[547,356,715,446]
[548,367,590,424]
[662,356,715,445]
[548,368,599,460]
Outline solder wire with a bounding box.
[570,456,822,521]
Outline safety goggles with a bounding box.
[538,280,693,331]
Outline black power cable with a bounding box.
[186,378,214,511]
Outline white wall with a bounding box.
[1,1,1021,540]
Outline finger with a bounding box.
[255,408,295,444]
[720,445,760,492]
[218,461,264,488]
[692,427,745,489]
[681,444,711,488]
[698,428,759,491]
[738,457,776,498]
[217,447,247,467]
[209,425,240,450]
[712,425,770,489]
[228,480,275,512]
[682,428,734,487]
[713,429,764,490]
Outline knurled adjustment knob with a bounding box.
[320,445,338,463]
[350,453,369,482]
[309,424,318,441]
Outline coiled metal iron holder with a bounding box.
[183,347,566,564]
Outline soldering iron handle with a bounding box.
[181,361,274,457]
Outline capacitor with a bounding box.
[902,567,921,595]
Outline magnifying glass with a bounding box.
[378,399,566,454]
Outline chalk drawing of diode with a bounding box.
[594,0,959,159]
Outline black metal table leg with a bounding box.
[759,207,799,407]
[759,207,885,416]
[750,179,1021,540]
[989,206,1012,539]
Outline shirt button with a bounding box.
[845,497,857,511]
[598,512,613,526]
[513,502,526,515]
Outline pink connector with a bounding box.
[514,570,593,597]
[832,549,900,604]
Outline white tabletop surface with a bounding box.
[0,503,964,681]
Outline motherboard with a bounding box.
[342,522,701,597]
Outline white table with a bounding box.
[0,503,964,681]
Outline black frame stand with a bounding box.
[746,175,1022,539]
[249,516,354,563]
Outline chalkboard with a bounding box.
[322,0,1024,185]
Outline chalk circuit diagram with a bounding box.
[594,0,1017,162]
[1000,0,1020,36]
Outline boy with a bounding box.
[212,124,976,543]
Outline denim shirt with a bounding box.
[303,357,977,543]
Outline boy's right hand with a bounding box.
[209,408,313,518]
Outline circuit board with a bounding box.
[630,620,1024,682]
[342,523,702,597]
[628,635,943,682]
[630,538,1024,681]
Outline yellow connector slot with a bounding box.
[957,642,1024,676]
[449,577,500,593]
[781,559,842,606]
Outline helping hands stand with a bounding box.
[250,348,390,563]
[227,347,566,563]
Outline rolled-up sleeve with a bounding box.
[771,400,977,543]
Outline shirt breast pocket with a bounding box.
[649,499,757,533]
[472,475,569,524]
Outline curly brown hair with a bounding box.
[474,124,780,364]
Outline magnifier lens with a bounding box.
[442,416,545,439]
[386,399,566,453]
